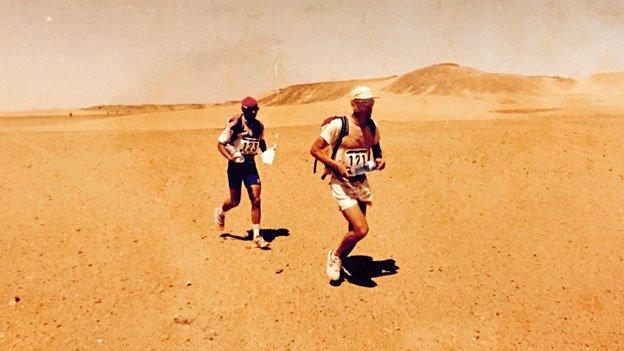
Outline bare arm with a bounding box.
[371,143,386,170]
[309,137,349,178]
[217,142,236,161]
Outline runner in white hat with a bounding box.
[309,86,386,281]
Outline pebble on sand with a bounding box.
[173,315,191,325]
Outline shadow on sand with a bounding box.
[219,228,290,249]
[330,255,399,288]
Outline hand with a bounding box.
[331,162,351,179]
[375,158,386,170]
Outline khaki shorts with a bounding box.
[330,177,373,210]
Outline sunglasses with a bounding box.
[353,99,375,106]
[243,106,260,112]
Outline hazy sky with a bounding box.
[1,0,623,110]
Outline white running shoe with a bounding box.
[214,207,225,230]
[252,235,270,249]
[326,250,342,281]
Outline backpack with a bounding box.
[313,116,377,179]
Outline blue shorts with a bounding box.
[227,159,261,190]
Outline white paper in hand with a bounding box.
[261,146,276,165]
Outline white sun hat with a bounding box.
[350,86,377,100]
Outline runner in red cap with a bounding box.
[215,96,270,249]
[241,96,258,108]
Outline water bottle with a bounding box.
[224,143,245,163]
[349,160,377,176]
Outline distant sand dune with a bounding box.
[83,103,206,115]
[492,107,561,114]
[383,63,576,96]
[259,76,396,106]
[589,72,624,89]
[2,64,624,133]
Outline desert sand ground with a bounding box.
[1,65,623,350]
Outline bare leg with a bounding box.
[247,184,269,248]
[334,201,369,258]
[341,201,367,258]
[222,188,241,211]
[247,184,261,225]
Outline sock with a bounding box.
[252,224,260,238]
[217,207,225,216]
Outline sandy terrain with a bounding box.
[1,64,623,350]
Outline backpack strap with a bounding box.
[368,118,376,138]
[313,116,349,177]
[319,116,348,179]
[367,119,382,159]
[227,114,244,144]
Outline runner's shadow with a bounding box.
[219,228,290,243]
[330,255,399,288]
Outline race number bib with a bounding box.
[344,149,368,167]
[239,137,260,155]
